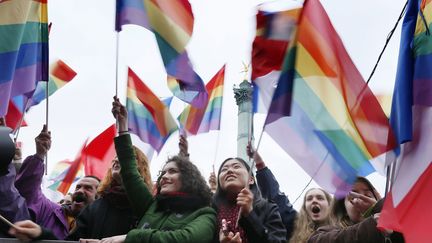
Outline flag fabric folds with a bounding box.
[178,65,225,135]
[116,0,208,108]
[83,124,117,181]
[252,7,300,113]
[56,142,87,195]
[378,0,432,242]
[0,0,49,116]
[264,0,396,196]
[5,100,27,131]
[29,59,77,108]
[47,159,84,194]
[126,67,178,152]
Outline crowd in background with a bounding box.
[0,98,405,243]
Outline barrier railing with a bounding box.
[0,239,77,243]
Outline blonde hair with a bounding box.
[289,188,333,243]
[98,145,152,194]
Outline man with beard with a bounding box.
[14,125,100,239]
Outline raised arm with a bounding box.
[247,143,297,239]
[112,97,153,218]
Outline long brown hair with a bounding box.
[331,177,381,228]
[289,188,333,243]
[98,145,152,194]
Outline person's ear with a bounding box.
[248,176,254,185]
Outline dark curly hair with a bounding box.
[156,155,212,206]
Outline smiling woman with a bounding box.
[106,97,217,243]
[212,157,287,243]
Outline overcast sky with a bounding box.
[17,0,406,208]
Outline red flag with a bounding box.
[83,124,116,180]
[57,142,87,195]
[377,0,432,242]
[5,101,27,131]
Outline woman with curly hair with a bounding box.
[213,157,286,243]
[288,188,332,243]
[100,97,216,243]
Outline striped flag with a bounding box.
[264,0,397,196]
[116,0,208,108]
[56,142,87,195]
[178,65,225,135]
[0,0,49,116]
[252,7,300,113]
[28,59,77,108]
[378,0,432,242]
[126,67,178,152]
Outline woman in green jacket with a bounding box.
[105,97,217,243]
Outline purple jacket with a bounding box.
[15,155,69,239]
[0,164,30,223]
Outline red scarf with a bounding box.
[217,203,248,243]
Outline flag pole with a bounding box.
[44,18,51,175]
[212,64,227,169]
[45,71,49,175]
[115,31,120,98]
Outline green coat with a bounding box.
[115,135,217,243]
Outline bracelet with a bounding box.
[118,130,129,134]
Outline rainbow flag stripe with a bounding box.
[47,160,84,194]
[126,67,178,152]
[0,0,48,115]
[391,0,432,143]
[178,66,225,135]
[264,0,396,196]
[29,59,77,107]
[116,0,207,108]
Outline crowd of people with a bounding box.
[0,98,405,243]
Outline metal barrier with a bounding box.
[0,239,77,243]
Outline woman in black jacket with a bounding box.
[213,157,286,243]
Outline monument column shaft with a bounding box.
[233,80,254,164]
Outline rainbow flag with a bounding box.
[47,159,84,194]
[178,65,225,135]
[252,7,300,113]
[116,0,208,108]
[28,59,77,108]
[0,0,49,116]
[379,1,432,242]
[126,67,178,152]
[264,0,397,197]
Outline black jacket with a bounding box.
[256,167,297,239]
[213,196,287,243]
[67,197,138,240]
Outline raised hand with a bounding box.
[111,96,128,134]
[208,171,217,192]
[35,125,51,159]
[349,191,377,214]
[246,142,265,169]
[237,188,253,217]
[178,135,189,157]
